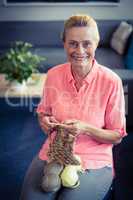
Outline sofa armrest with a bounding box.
[113,69,133,129]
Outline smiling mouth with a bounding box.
[72,55,88,61]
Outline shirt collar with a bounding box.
[67,59,99,85]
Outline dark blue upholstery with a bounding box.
[0,21,64,47]
[113,133,133,199]
[0,99,45,200]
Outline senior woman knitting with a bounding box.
[20,14,127,200]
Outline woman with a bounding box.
[20,14,127,200]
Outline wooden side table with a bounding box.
[0,73,47,98]
[0,73,47,113]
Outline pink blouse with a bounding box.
[37,60,127,170]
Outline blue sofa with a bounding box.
[0,20,132,72]
[0,20,133,200]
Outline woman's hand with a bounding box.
[59,119,89,136]
[60,119,122,145]
[38,113,59,134]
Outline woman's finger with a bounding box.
[63,119,77,125]
[49,116,59,123]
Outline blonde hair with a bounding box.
[62,14,100,45]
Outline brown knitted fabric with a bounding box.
[47,126,80,166]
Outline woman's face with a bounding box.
[64,26,97,75]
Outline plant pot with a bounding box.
[26,74,40,85]
[10,80,27,92]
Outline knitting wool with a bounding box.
[47,126,80,166]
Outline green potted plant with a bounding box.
[0,41,45,91]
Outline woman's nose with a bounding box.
[76,44,85,54]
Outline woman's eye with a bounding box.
[68,42,78,48]
[83,41,92,48]
[68,41,93,49]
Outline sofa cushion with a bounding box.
[97,20,125,47]
[110,21,133,55]
[95,47,124,69]
[0,21,64,48]
[124,35,133,69]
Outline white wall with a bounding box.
[0,0,133,21]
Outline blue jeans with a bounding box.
[20,155,113,200]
